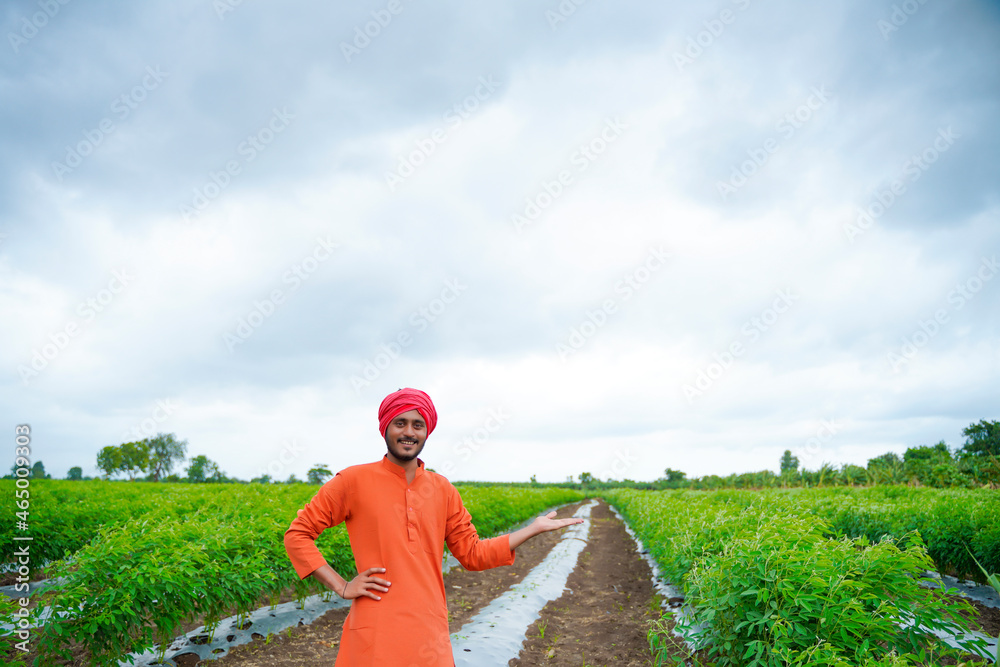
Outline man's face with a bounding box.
[384,409,427,463]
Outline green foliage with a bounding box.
[66,466,83,480]
[664,468,687,484]
[0,480,205,569]
[902,441,954,485]
[185,454,225,483]
[603,488,997,665]
[119,441,150,480]
[959,419,1000,459]
[866,453,905,485]
[788,486,1000,582]
[146,433,188,482]
[96,445,124,479]
[306,464,333,485]
[0,594,28,663]
[779,449,799,474]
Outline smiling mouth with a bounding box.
[399,440,417,447]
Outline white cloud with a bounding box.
[2,0,998,481]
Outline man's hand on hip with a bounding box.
[343,566,391,601]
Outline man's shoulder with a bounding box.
[422,468,459,495]
[336,460,383,478]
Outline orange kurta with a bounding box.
[283,455,516,666]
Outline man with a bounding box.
[283,387,583,666]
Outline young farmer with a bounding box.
[283,387,583,666]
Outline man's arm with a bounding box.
[284,472,352,580]
[444,484,585,570]
[507,510,584,550]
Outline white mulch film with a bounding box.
[450,499,598,666]
[608,505,999,663]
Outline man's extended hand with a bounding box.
[343,566,391,601]
[532,510,585,534]
[508,510,585,550]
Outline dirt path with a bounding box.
[508,499,665,667]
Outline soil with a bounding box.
[964,597,1000,638]
[508,499,663,667]
[0,568,49,588]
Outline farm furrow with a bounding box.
[508,499,664,667]
[451,499,597,665]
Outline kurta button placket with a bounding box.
[406,486,417,547]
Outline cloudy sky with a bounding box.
[2,0,998,483]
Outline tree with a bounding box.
[119,441,150,481]
[867,452,902,469]
[867,452,904,485]
[185,455,223,483]
[904,441,951,464]
[958,419,1000,459]
[578,472,595,488]
[286,474,302,484]
[30,461,50,479]
[903,441,967,486]
[67,466,83,481]
[250,474,273,484]
[779,450,799,474]
[664,468,687,483]
[838,464,867,486]
[146,433,188,482]
[97,446,124,479]
[307,464,334,485]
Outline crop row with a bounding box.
[0,480,210,570]
[603,488,993,666]
[2,483,584,666]
[784,486,1000,581]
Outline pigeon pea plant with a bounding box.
[605,488,993,666]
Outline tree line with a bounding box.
[566,418,1000,491]
[7,419,998,489]
[2,432,335,485]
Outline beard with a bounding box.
[385,434,425,462]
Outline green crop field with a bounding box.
[603,487,999,666]
[0,481,585,665]
[2,482,998,666]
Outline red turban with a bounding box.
[378,388,438,437]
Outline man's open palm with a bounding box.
[532,511,584,534]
